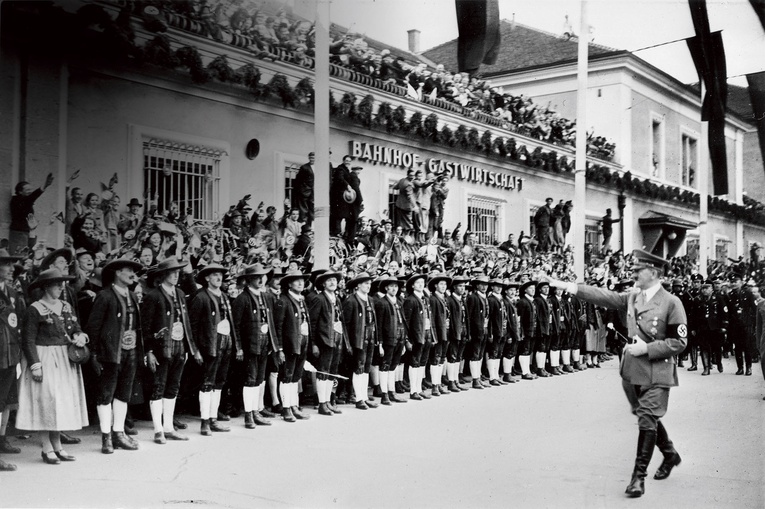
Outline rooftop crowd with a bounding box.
[1,161,763,473]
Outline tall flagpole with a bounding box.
[698,80,709,276]
[573,0,588,279]
[313,0,330,269]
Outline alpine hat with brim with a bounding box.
[29,268,75,292]
[314,270,342,290]
[449,275,470,288]
[237,263,273,285]
[376,275,404,292]
[520,280,536,295]
[279,269,310,288]
[346,272,374,291]
[102,258,143,286]
[427,273,452,291]
[0,249,22,264]
[147,257,188,286]
[196,263,228,285]
[471,274,490,288]
[405,273,428,292]
[75,247,95,260]
[40,248,74,271]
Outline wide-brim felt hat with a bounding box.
[346,272,374,291]
[314,270,342,290]
[489,277,505,287]
[0,248,22,264]
[309,269,328,284]
[343,188,357,204]
[40,248,74,270]
[29,268,75,291]
[520,280,536,295]
[128,198,143,207]
[471,275,490,287]
[449,275,470,288]
[75,247,95,260]
[376,275,404,292]
[196,263,228,285]
[147,257,187,285]
[237,263,273,283]
[103,258,142,279]
[536,280,550,292]
[279,269,310,287]
[427,273,452,291]
[406,273,428,291]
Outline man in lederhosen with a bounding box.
[232,264,280,428]
[343,272,379,410]
[534,280,554,377]
[0,249,25,471]
[428,273,452,396]
[545,249,687,498]
[402,273,433,400]
[444,275,470,392]
[501,279,520,383]
[466,274,490,389]
[486,277,508,386]
[87,258,143,454]
[516,280,538,380]
[141,257,198,444]
[308,270,350,415]
[549,283,570,376]
[273,269,312,422]
[373,275,407,404]
[189,263,238,436]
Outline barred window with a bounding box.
[468,196,502,245]
[585,222,600,249]
[388,180,399,222]
[143,138,223,220]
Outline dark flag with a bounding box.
[455,0,500,76]
[747,1,765,180]
[686,0,729,196]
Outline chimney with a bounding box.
[407,29,420,53]
[511,13,516,30]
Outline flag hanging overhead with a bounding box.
[455,0,500,76]
[747,1,765,181]
[686,0,729,196]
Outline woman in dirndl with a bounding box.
[17,268,89,464]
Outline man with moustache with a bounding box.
[141,257,198,444]
[190,264,239,435]
[87,258,144,453]
[232,264,280,428]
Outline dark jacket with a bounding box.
[429,292,449,344]
[273,292,311,355]
[86,286,144,364]
[446,293,469,343]
[534,295,553,336]
[487,293,507,343]
[466,292,489,342]
[374,294,404,346]
[232,288,279,356]
[505,296,519,342]
[308,291,351,350]
[0,285,25,369]
[343,293,377,350]
[403,292,432,345]
[189,288,238,357]
[141,285,196,359]
[516,295,537,340]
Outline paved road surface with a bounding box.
[2,356,764,508]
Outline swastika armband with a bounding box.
[669,324,687,338]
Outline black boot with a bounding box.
[244,411,256,429]
[716,350,723,373]
[687,347,698,371]
[101,432,114,454]
[701,351,711,376]
[200,418,212,436]
[625,429,657,497]
[654,421,681,480]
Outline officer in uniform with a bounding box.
[695,279,728,376]
[671,277,692,368]
[727,274,752,375]
[0,249,25,471]
[545,249,687,498]
[685,273,704,371]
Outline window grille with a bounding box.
[143,138,223,220]
[467,196,502,245]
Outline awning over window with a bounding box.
[638,211,698,258]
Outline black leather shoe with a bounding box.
[113,431,138,450]
[244,411,256,429]
[252,412,273,425]
[431,387,441,397]
[260,408,277,419]
[625,473,644,497]
[318,403,333,415]
[173,418,187,430]
[409,392,423,401]
[0,458,17,471]
[101,433,113,454]
[41,451,60,465]
[490,379,502,386]
[472,379,484,389]
[736,368,744,375]
[292,406,310,419]
[389,391,407,403]
[59,432,81,445]
[217,411,231,422]
[355,401,369,410]
[687,365,698,371]
[164,430,189,441]
[124,425,138,436]
[327,402,342,414]
[210,419,230,432]
[200,419,212,436]
[522,373,536,380]
[746,367,752,376]
[395,381,405,394]
[365,399,379,408]
[0,436,20,454]
[54,450,76,461]
[654,452,681,480]
[380,393,391,406]
[281,407,296,422]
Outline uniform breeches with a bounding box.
[97,349,138,404]
[535,334,550,353]
[379,341,404,371]
[150,342,187,400]
[446,337,467,363]
[410,341,431,368]
[467,336,486,361]
[502,340,517,359]
[353,342,375,375]
[281,338,308,383]
[518,335,536,356]
[486,338,505,359]
[428,342,446,366]
[622,380,669,431]
[202,343,232,392]
[0,367,17,412]
[244,352,268,386]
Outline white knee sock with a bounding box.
[369,366,379,387]
[469,360,481,379]
[388,370,397,392]
[550,350,560,368]
[199,391,212,420]
[353,373,364,402]
[408,366,418,395]
[112,399,128,433]
[292,383,300,408]
[162,398,176,433]
[257,382,266,412]
[379,370,389,395]
[149,399,163,433]
[562,350,571,366]
[429,366,440,389]
[97,404,112,434]
[536,352,547,371]
[210,389,222,418]
[269,373,279,406]
[502,358,512,376]
[519,355,531,375]
[572,349,581,362]
[279,383,290,410]
[242,386,256,412]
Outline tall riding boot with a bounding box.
[715,349,723,373]
[700,350,711,376]
[687,346,698,371]
[625,429,657,497]
[654,421,681,480]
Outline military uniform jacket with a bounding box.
[429,293,449,344]
[403,292,433,345]
[446,293,469,343]
[343,293,377,350]
[374,295,405,346]
[693,293,729,332]
[534,295,554,337]
[466,292,488,342]
[141,286,196,359]
[189,288,239,357]
[86,286,144,364]
[273,292,311,355]
[232,289,279,356]
[516,296,537,340]
[726,289,746,328]
[308,292,351,350]
[576,285,688,387]
[487,293,507,343]
[0,284,25,369]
